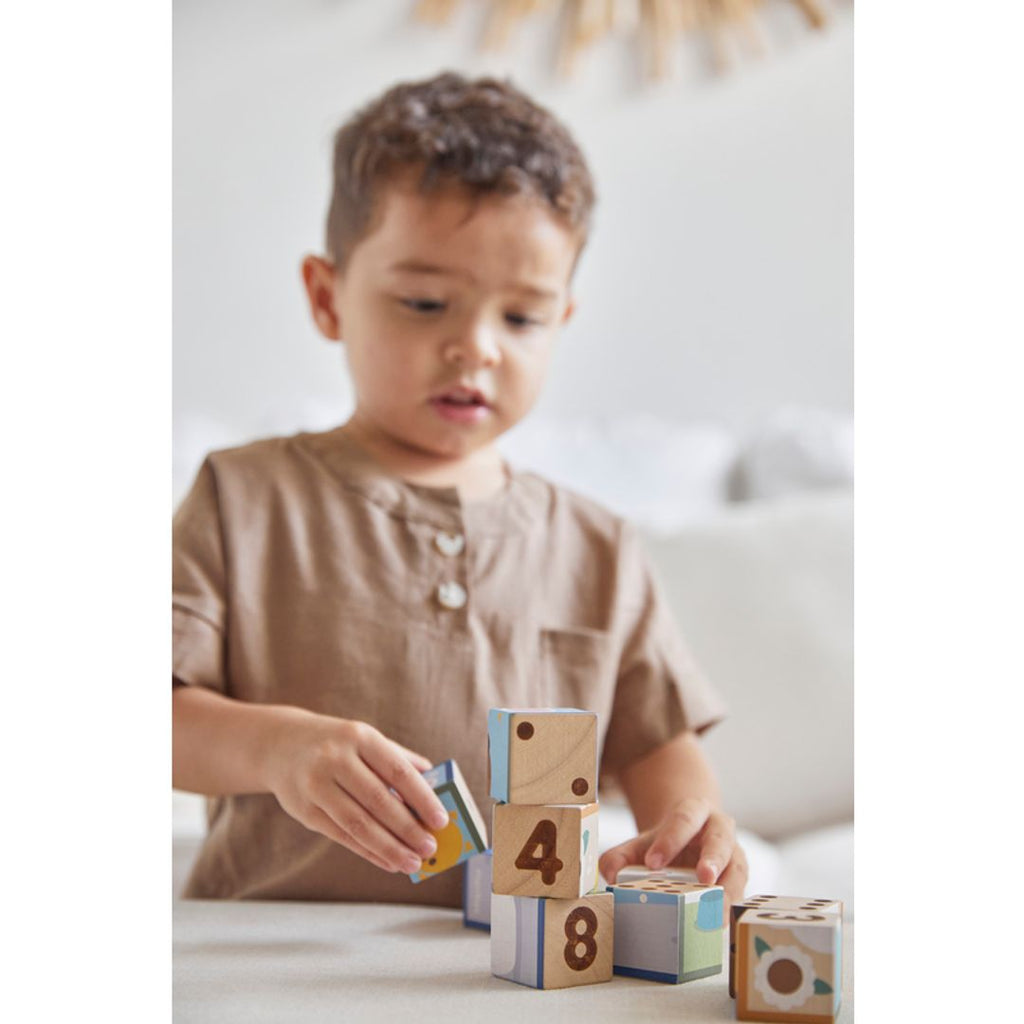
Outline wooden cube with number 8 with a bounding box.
[491,891,614,989]
[488,708,597,805]
[492,802,599,899]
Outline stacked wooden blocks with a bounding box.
[488,708,613,990]
[731,895,844,1022]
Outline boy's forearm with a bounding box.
[172,683,311,796]
[617,730,723,832]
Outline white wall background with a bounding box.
[174,0,852,493]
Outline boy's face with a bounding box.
[303,173,579,463]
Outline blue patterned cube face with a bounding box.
[491,893,543,987]
[463,851,492,930]
[609,880,724,984]
[420,761,454,790]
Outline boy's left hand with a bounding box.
[598,796,748,910]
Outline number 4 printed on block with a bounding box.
[492,802,600,900]
[514,819,564,885]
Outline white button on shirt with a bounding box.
[434,531,465,557]
[436,580,467,610]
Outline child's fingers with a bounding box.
[644,796,714,870]
[598,834,655,884]
[305,804,397,874]
[694,811,737,884]
[339,761,440,861]
[356,727,450,831]
[316,783,426,874]
[391,741,434,774]
[715,847,750,911]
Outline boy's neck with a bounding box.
[340,417,509,502]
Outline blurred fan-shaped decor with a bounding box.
[413,0,830,80]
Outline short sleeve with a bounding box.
[600,522,727,778]
[172,458,228,692]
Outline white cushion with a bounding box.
[641,492,853,841]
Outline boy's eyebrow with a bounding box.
[388,259,467,279]
[388,259,560,301]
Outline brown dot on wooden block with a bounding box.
[516,721,534,740]
[571,777,589,796]
[767,958,803,995]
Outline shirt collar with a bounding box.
[296,425,545,537]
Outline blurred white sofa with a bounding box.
[173,408,853,912]
[640,489,853,913]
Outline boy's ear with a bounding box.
[301,255,343,341]
[560,296,577,326]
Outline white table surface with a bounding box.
[173,897,854,1023]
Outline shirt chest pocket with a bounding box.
[538,626,617,711]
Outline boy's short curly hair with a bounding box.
[326,71,596,268]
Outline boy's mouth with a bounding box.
[429,385,492,424]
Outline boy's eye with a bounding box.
[400,297,447,314]
[505,312,543,330]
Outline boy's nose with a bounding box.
[442,324,500,368]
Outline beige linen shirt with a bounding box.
[173,427,726,906]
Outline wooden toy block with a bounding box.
[491,891,614,989]
[488,707,597,805]
[729,896,843,997]
[491,802,600,899]
[735,906,842,1022]
[616,864,699,885]
[607,878,725,984]
[409,759,488,883]
[463,850,493,931]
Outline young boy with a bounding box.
[173,72,748,909]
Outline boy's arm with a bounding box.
[173,682,312,795]
[599,730,749,906]
[172,683,450,874]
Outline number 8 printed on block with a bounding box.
[491,891,615,989]
[564,906,599,971]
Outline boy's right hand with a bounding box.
[264,712,450,875]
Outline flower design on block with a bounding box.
[752,941,824,1012]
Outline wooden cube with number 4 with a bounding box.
[488,708,597,805]
[491,891,614,989]
[492,802,599,899]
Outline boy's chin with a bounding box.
[418,430,497,462]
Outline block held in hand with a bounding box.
[409,759,487,883]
